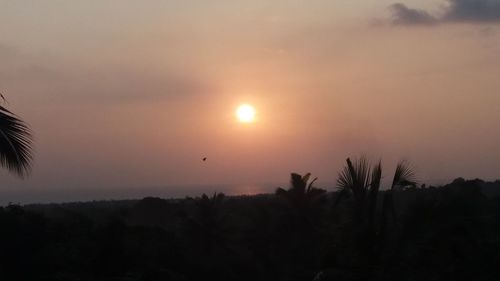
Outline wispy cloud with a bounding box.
[389,3,438,25]
[389,0,500,26]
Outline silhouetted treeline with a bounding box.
[1,177,500,281]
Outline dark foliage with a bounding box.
[1,178,500,281]
[0,105,33,177]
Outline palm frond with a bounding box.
[306,176,318,193]
[337,157,371,204]
[368,161,382,223]
[391,160,416,189]
[290,172,306,193]
[302,173,311,185]
[370,160,382,194]
[336,164,353,191]
[0,107,33,178]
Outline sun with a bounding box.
[236,104,256,123]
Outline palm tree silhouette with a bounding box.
[336,157,415,226]
[275,173,327,237]
[0,104,33,177]
[275,173,326,278]
[333,157,416,272]
[336,157,381,225]
[276,173,326,215]
[379,160,416,235]
[187,192,226,253]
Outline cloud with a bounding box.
[444,0,500,22]
[388,0,500,25]
[390,3,438,25]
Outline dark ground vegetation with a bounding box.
[1,177,500,281]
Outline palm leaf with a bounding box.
[337,157,371,204]
[370,161,382,195]
[391,160,416,189]
[306,176,318,193]
[302,173,311,186]
[0,106,33,178]
[291,172,306,194]
[368,161,382,224]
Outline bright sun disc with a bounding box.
[236,104,256,123]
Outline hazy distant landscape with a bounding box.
[3,179,500,206]
[0,184,282,206]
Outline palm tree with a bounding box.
[336,157,415,230]
[275,172,327,240]
[276,173,326,215]
[334,157,416,269]
[187,192,226,253]
[275,173,327,277]
[0,104,33,177]
[336,157,380,225]
[379,160,416,235]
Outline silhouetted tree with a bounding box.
[186,192,226,253]
[333,157,416,270]
[276,173,327,217]
[275,173,327,280]
[336,157,381,227]
[379,160,416,236]
[336,157,415,229]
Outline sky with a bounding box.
[1,0,500,203]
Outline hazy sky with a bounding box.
[1,1,500,201]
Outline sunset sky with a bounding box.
[1,1,500,202]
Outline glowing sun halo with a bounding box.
[236,104,256,123]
